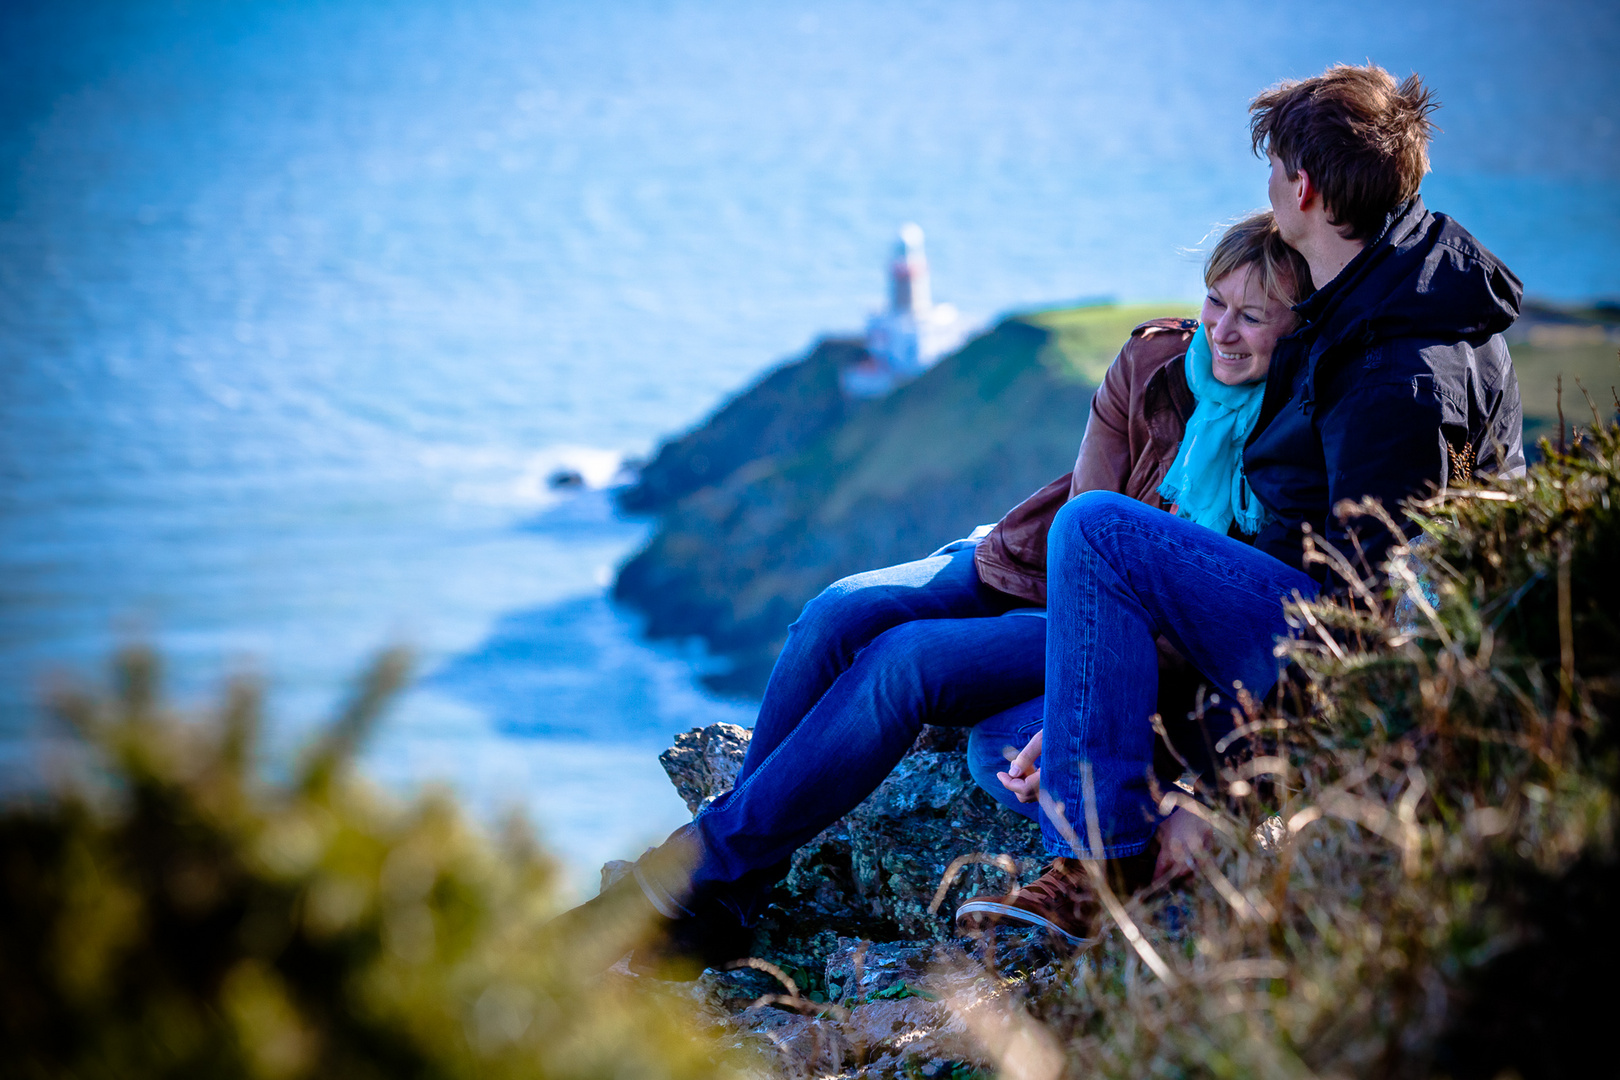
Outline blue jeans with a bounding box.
[1035,491,1318,858]
[663,545,1048,919]
[652,491,1316,921]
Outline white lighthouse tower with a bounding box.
[890,222,932,320]
[843,224,968,398]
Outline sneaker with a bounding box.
[954,847,1157,947]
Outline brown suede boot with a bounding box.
[954,845,1157,947]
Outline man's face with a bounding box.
[1267,152,1304,244]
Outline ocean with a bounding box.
[2,0,1616,891]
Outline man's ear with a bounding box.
[1294,168,1319,213]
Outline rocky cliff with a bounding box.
[640,721,1070,1079]
[614,303,1193,695]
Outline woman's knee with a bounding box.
[789,573,900,657]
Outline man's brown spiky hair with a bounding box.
[1250,64,1439,242]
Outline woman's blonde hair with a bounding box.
[1204,210,1312,311]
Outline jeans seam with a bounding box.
[1088,514,1305,600]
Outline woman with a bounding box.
[557,211,1311,974]
[964,211,1308,880]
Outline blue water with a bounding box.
[3,0,1617,889]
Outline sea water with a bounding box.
[2,0,1616,891]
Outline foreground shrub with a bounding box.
[0,649,745,1080]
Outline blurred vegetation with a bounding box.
[1508,341,1619,448]
[0,649,750,1080]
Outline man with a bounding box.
[954,63,1524,943]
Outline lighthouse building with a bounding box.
[841,224,969,398]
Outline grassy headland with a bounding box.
[614,303,1194,694]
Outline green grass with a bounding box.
[1508,340,1620,434]
[1021,302,1200,385]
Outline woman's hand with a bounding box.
[996,731,1042,804]
[1154,806,1215,881]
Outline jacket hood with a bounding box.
[1295,196,1523,361]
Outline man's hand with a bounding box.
[1154,806,1215,881]
[996,731,1042,804]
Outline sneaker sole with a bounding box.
[954,900,1097,948]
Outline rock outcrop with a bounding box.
[660,722,753,814]
[659,722,1044,943]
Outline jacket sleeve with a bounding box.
[1070,341,1137,498]
[1315,344,1453,581]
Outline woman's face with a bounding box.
[1200,263,1296,386]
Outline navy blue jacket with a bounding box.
[1244,197,1525,584]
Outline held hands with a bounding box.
[995,731,1042,804]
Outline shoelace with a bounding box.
[1016,861,1095,917]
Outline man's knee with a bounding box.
[1050,489,1136,562]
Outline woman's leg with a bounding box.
[1040,491,1318,859]
[737,545,1017,783]
[966,696,1044,822]
[681,610,1047,914]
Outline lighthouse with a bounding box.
[889,222,932,317]
[843,224,968,398]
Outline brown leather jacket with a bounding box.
[974,318,1198,605]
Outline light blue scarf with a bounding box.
[1156,327,1269,536]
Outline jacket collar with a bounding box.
[1292,197,1428,356]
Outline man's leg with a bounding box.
[736,545,1020,784]
[1039,490,1319,859]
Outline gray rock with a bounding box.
[659,722,752,813]
[823,938,939,1003]
[656,722,1045,941]
[837,750,1045,939]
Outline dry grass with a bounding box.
[1000,417,1620,1078]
